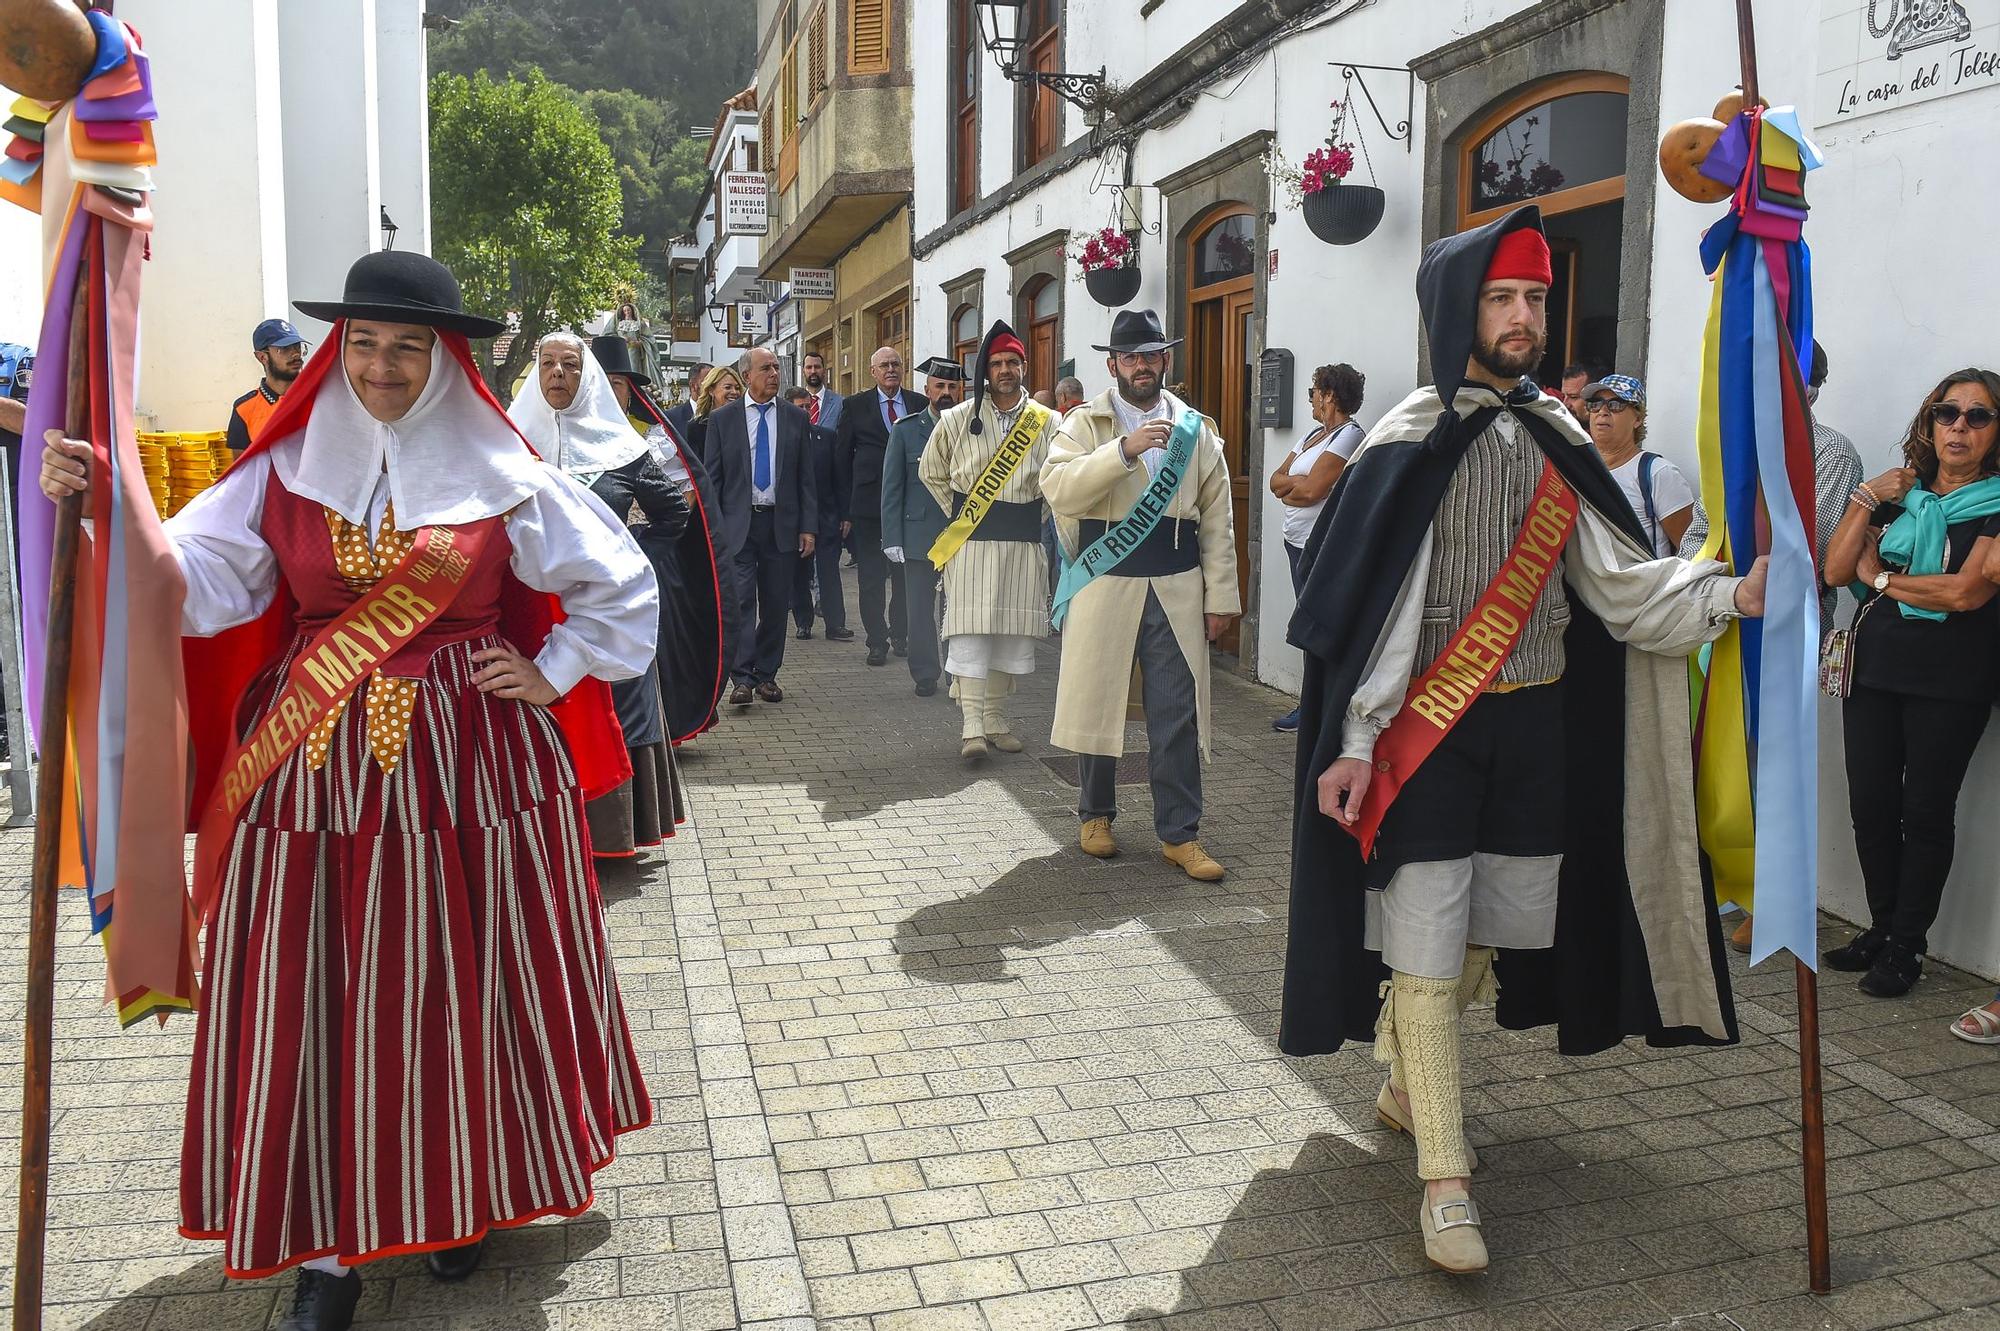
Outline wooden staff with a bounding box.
[13,264,88,1331]
[1732,0,1832,1298]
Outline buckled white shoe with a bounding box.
[1420,1184,1488,1273]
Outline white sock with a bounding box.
[304,1255,350,1277]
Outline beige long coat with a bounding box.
[920,395,1055,640]
[1039,390,1239,758]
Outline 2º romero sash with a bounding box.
[926,399,1053,567]
[1048,408,1200,630]
[189,521,493,922]
[1345,460,1580,858]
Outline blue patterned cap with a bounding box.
[1582,373,1643,406]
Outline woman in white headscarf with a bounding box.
[510,330,690,858]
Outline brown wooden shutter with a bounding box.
[807,6,829,100]
[849,0,890,75]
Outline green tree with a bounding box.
[429,68,639,397]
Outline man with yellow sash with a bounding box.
[920,321,1058,760]
[1040,309,1239,881]
[1276,209,1769,1278]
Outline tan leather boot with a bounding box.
[1079,817,1117,858]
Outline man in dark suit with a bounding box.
[701,347,817,703]
[836,345,927,667]
[802,349,844,433]
[783,385,850,640]
[882,357,961,696]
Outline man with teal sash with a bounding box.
[1041,310,1239,880]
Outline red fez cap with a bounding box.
[990,332,1028,360]
[1484,228,1553,286]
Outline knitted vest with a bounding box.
[1417,412,1569,684]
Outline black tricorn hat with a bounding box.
[1091,308,1181,355]
[915,355,965,382]
[294,251,506,338]
[590,334,653,386]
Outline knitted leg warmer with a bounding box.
[983,671,1015,735]
[957,675,986,739]
[1386,947,1497,1102]
[1375,970,1471,1181]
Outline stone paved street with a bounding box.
[3,569,2000,1330]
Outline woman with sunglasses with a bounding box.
[1823,368,2000,997]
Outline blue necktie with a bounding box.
[752,403,772,492]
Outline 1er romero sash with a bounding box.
[926,399,1053,567]
[1048,407,1200,630]
[1346,460,1580,858]
[189,521,494,926]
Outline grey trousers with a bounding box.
[1077,589,1201,844]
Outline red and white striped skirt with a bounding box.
[178,635,651,1278]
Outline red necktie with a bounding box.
[885,395,899,426]
[808,394,820,425]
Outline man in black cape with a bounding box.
[1279,206,1767,1275]
[599,338,730,741]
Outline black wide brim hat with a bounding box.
[1091,307,1182,355]
[590,334,652,386]
[294,250,507,339]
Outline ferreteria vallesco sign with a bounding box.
[1816,0,1998,124]
[721,171,769,237]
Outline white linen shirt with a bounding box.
[742,395,781,505]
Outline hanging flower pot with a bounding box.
[1301,182,1385,245]
[1084,264,1142,307]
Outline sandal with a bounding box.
[1950,1005,2000,1045]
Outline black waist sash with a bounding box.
[952,493,1043,542]
[1076,516,1200,576]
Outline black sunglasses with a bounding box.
[1931,403,1998,430]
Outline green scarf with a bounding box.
[1871,475,2000,620]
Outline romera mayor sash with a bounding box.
[1344,459,1580,858]
[189,520,494,923]
[926,399,1053,567]
[1048,407,1200,631]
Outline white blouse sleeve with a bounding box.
[163,450,280,637]
[1565,506,1741,657]
[506,469,660,696]
[1339,529,1432,762]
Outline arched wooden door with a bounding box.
[1185,204,1256,655]
[1459,74,1630,384]
[1018,276,1059,395]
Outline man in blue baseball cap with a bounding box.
[224,318,309,453]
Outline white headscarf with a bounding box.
[279,334,547,529]
[507,331,651,485]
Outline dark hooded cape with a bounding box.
[1277,207,1738,1059]
[624,387,729,743]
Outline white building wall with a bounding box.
[375,0,433,257]
[118,0,293,433]
[279,0,383,343]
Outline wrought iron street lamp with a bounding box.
[379,205,400,251]
[973,0,1106,114]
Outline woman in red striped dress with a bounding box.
[40,254,657,1331]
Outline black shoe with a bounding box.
[277,1267,362,1331]
[1858,942,1924,998]
[915,679,937,697]
[1824,926,1889,972]
[892,640,908,658]
[730,684,754,707]
[795,627,814,640]
[866,647,888,667]
[426,1236,486,1282]
[826,627,856,642]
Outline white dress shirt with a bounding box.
[1111,391,1174,479]
[743,394,780,506]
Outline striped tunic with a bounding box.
[921,396,1054,641]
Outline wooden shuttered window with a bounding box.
[849,0,890,75]
[807,5,829,100]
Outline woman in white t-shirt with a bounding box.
[1583,373,1694,557]
[1269,363,1366,730]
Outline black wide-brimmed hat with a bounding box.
[1091,308,1181,355]
[590,334,653,386]
[294,251,506,338]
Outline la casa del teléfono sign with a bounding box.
[1817,0,1999,124]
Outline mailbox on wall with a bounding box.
[1257,348,1293,429]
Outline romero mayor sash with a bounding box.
[1048,407,1200,630]
[189,521,494,923]
[1346,459,1581,859]
[927,399,1053,567]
